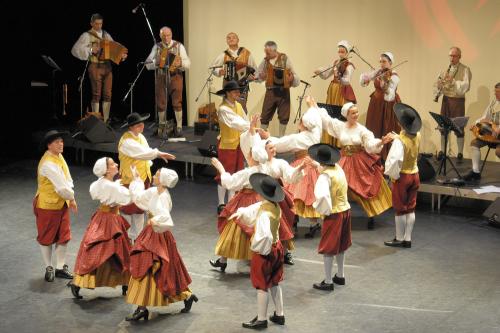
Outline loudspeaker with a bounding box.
[197,130,218,157]
[418,154,436,181]
[78,114,118,143]
[483,198,500,226]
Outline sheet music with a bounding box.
[473,185,500,194]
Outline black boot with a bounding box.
[313,280,334,291]
[284,252,294,265]
[242,316,268,329]
[269,312,285,325]
[125,307,149,321]
[384,238,404,247]
[55,265,73,279]
[304,223,321,239]
[44,266,55,282]
[367,217,375,230]
[180,294,199,313]
[70,283,82,299]
[122,285,128,296]
[209,258,227,272]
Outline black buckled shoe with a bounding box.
[180,294,198,313]
[125,307,149,321]
[304,223,321,239]
[44,266,55,282]
[284,252,294,265]
[333,274,345,285]
[122,285,128,296]
[367,217,375,230]
[384,238,404,247]
[463,170,481,181]
[217,204,226,215]
[70,283,82,299]
[173,127,184,138]
[55,265,73,279]
[402,240,412,248]
[209,258,227,272]
[242,316,268,329]
[269,312,285,325]
[313,280,334,291]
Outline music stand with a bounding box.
[41,55,62,120]
[317,103,346,121]
[429,111,463,182]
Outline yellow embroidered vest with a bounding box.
[322,166,351,214]
[398,131,420,174]
[118,132,152,185]
[257,201,281,244]
[265,53,291,88]
[36,151,71,210]
[218,100,245,150]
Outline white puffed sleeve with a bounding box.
[150,192,174,233]
[275,159,304,184]
[235,201,263,226]
[129,179,155,211]
[217,106,250,132]
[71,32,91,61]
[313,173,333,216]
[360,126,383,154]
[220,166,258,191]
[384,74,399,102]
[39,162,75,201]
[339,63,354,86]
[145,44,158,70]
[89,178,132,206]
[454,66,471,96]
[119,137,159,160]
[384,138,404,180]
[250,212,273,255]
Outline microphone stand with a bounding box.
[351,47,375,70]
[77,57,90,119]
[294,81,311,124]
[122,60,150,113]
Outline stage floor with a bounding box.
[1,160,500,333]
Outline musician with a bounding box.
[314,40,356,145]
[210,32,257,111]
[435,46,472,161]
[146,26,191,137]
[71,13,127,123]
[256,41,300,137]
[34,130,78,282]
[360,51,401,160]
[463,82,500,181]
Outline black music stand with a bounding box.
[429,112,463,183]
[41,55,62,121]
[317,103,346,121]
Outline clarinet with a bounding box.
[434,64,452,102]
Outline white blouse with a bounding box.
[313,167,350,216]
[71,30,113,61]
[89,178,132,206]
[317,63,354,86]
[260,158,304,184]
[129,179,174,233]
[269,128,321,153]
[220,165,260,191]
[360,70,400,102]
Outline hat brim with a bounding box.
[308,143,341,166]
[215,86,244,97]
[121,113,150,128]
[393,103,422,135]
[39,130,70,152]
[249,173,285,203]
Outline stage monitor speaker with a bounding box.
[418,154,436,181]
[197,130,218,157]
[78,114,118,143]
[483,198,500,226]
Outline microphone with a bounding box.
[300,80,311,86]
[208,65,223,69]
[132,3,144,14]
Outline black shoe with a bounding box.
[304,223,321,239]
[402,240,412,248]
[70,283,82,299]
[333,274,345,285]
[463,170,481,181]
[122,285,128,296]
[173,128,184,138]
[269,312,285,325]
[367,217,375,230]
[180,294,198,313]
[384,238,404,247]
[55,265,73,279]
[313,280,334,291]
[457,153,463,161]
[284,252,294,265]
[209,258,227,272]
[217,204,226,215]
[125,307,149,321]
[44,266,55,282]
[242,316,268,329]
[437,151,445,161]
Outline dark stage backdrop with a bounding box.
[12,0,184,159]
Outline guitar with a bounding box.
[471,121,500,144]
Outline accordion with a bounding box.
[159,49,181,73]
[224,61,250,83]
[98,40,127,65]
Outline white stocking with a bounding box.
[257,290,269,321]
[228,189,236,201]
[323,255,334,283]
[457,137,464,155]
[129,213,145,241]
[404,212,416,242]
[174,110,183,130]
[39,245,52,267]
[471,146,481,173]
[335,252,345,278]
[279,124,287,137]
[55,243,67,269]
[270,286,284,316]
[395,215,406,241]
[217,185,226,206]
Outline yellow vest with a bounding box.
[218,100,245,150]
[322,166,351,214]
[36,151,71,210]
[257,201,281,244]
[118,132,152,185]
[399,131,420,174]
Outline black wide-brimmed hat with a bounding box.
[249,173,285,203]
[121,112,150,128]
[308,143,341,166]
[215,80,243,96]
[40,130,69,151]
[393,103,422,135]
